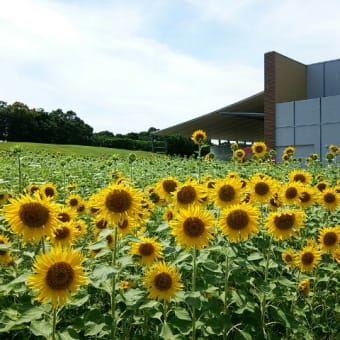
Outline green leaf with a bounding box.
[160,322,173,340]
[174,307,191,321]
[30,319,51,338]
[247,252,263,261]
[172,251,191,265]
[140,300,159,309]
[84,321,106,336]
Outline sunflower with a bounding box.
[281,248,296,268]
[164,207,175,223]
[73,219,88,238]
[210,177,243,208]
[39,182,58,200]
[0,234,13,265]
[281,153,291,161]
[130,236,164,265]
[251,142,267,158]
[117,216,137,236]
[328,144,340,154]
[314,181,329,193]
[318,187,339,211]
[234,149,246,162]
[93,183,144,225]
[297,244,322,272]
[143,262,182,301]
[283,146,295,156]
[92,215,111,231]
[170,206,215,249]
[25,184,41,196]
[297,185,318,209]
[172,180,207,209]
[2,194,59,243]
[155,176,180,203]
[218,203,260,243]
[318,226,340,253]
[191,129,207,144]
[280,182,302,205]
[56,205,77,224]
[65,193,85,210]
[49,222,77,247]
[249,173,277,203]
[28,246,88,307]
[268,192,283,210]
[265,209,305,240]
[288,169,312,185]
[298,279,311,297]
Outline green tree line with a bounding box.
[0,101,201,156]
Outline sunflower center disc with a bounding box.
[293,174,307,183]
[299,192,310,203]
[324,193,335,203]
[19,202,49,228]
[274,214,295,230]
[301,252,314,265]
[55,227,70,240]
[154,272,172,291]
[139,243,155,256]
[285,187,298,199]
[58,212,71,222]
[46,262,74,290]
[105,190,132,213]
[323,232,337,246]
[254,182,269,196]
[162,180,177,193]
[177,186,196,205]
[183,217,205,237]
[227,209,249,230]
[219,185,235,202]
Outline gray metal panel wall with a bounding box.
[307,59,340,99]
[276,94,340,161]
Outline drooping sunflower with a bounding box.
[328,144,340,154]
[297,244,322,272]
[318,225,340,253]
[210,177,243,208]
[298,279,311,297]
[251,142,267,158]
[130,236,164,265]
[39,182,58,200]
[49,221,77,247]
[234,149,246,162]
[281,153,291,162]
[2,194,59,243]
[283,146,295,156]
[143,262,182,301]
[170,206,215,249]
[218,203,260,243]
[0,234,12,265]
[281,248,296,268]
[288,169,312,185]
[155,176,180,203]
[191,129,207,145]
[163,207,176,223]
[318,187,339,211]
[93,183,144,225]
[172,180,207,209]
[265,209,305,240]
[27,246,88,306]
[249,173,277,204]
[297,185,318,209]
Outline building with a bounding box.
[153,51,340,160]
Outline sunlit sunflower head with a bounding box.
[27,246,88,307]
[191,129,207,144]
[92,215,111,232]
[249,173,277,203]
[39,182,58,200]
[234,149,246,162]
[318,225,340,253]
[280,182,302,205]
[2,194,59,244]
[65,194,85,210]
[155,176,180,202]
[130,236,164,265]
[145,186,163,206]
[297,244,322,272]
[268,192,283,210]
[318,187,340,211]
[25,184,41,196]
[143,262,182,301]
[73,219,88,238]
[0,234,12,265]
[218,203,260,243]
[265,209,305,240]
[211,177,243,208]
[288,169,312,185]
[314,181,329,193]
[172,180,207,209]
[329,144,340,154]
[281,153,291,162]
[251,142,267,158]
[164,207,175,223]
[283,146,295,156]
[49,221,77,247]
[297,185,318,209]
[281,248,296,268]
[117,216,137,236]
[56,205,77,224]
[93,183,144,224]
[170,206,215,249]
[87,193,101,215]
[298,279,311,297]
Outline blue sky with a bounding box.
[1,0,340,134]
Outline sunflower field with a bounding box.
[0,137,339,340]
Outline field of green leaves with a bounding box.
[0,139,339,340]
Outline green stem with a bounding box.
[111,227,119,340]
[18,154,22,193]
[51,306,57,340]
[192,246,197,340]
[223,243,230,340]
[264,235,273,283]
